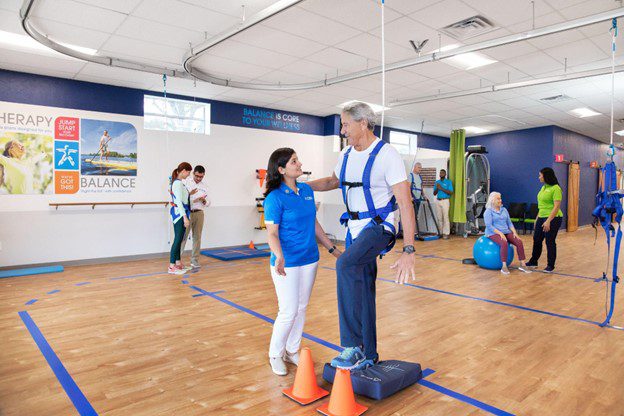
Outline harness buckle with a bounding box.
[348,211,360,220]
[373,215,384,225]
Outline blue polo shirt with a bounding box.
[263,182,319,267]
[435,178,453,199]
[484,207,514,237]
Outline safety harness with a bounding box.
[592,145,623,327]
[169,179,190,223]
[339,140,397,255]
[409,172,424,202]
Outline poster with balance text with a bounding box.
[0,101,139,195]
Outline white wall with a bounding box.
[0,101,334,267]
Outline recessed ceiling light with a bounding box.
[615,129,624,136]
[0,30,97,56]
[463,126,490,134]
[439,44,461,52]
[444,52,497,70]
[569,107,601,118]
[338,100,389,113]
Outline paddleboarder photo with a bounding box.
[80,120,137,176]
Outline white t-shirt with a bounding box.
[184,177,210,211]
[334,138,407,239]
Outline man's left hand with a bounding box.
[390,252,416,284]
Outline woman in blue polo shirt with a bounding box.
[263,147,341,376]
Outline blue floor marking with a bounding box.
[75,282,91,286]
[189,285,514,415]
[19,311,98,416]
[47,289,61,294]
[181,279,189,284]
[377,277,623,332]
[25,299,38,305]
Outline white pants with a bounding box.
[435,198,451,236]
[268,261,318,358]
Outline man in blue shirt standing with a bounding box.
[433,168,453,239]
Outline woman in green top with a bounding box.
[526,167,563,273]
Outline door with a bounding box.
[567,162,580,232]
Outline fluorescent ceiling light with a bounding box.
[615,129,624,136]
[569,107,601,118]
[0,30,97,56]
[445,52,497,70]
[338,100,389,113]
[462,126,490,134]
[439,44,460,52]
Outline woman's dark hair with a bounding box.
[264,148,296,197]
[540,167,559,186]
[171,162,192,184]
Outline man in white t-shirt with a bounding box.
[182,165,210,268]
[308,102,416,371]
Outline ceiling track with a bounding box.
[19,0,624,93]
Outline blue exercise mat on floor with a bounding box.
[200,245,270,261]
[323,360,422,400]
[0,265,64,278]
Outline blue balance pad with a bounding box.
[200,245,270,261]
[323,360,422,400]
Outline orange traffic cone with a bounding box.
[283,347,329,405]
[249,240,255,249]
[316,368,368,416]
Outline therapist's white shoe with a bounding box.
[284,351,300,366]
[269,357,287,376]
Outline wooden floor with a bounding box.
[1,227,623,415]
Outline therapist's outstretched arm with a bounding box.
[389,180,416,284]
[315,218,341,258]
[266,224,286,276]
[307,173,340,192]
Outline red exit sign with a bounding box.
[555,154,565,162]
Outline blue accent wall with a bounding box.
[375,125,449,151]
[0,69,325,136]
[552,126,622,227]
[466,126,554,212]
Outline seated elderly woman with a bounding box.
[484,192,532,275]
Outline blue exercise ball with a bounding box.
[473,236,514,270]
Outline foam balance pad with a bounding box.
[322,360,422,400]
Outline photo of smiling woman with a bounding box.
[263,147,341,376]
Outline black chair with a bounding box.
[507,202,527,234]
[523,203,539,234]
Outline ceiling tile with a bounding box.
[132,0,238,34]
[71,0,143,14]
[557,0,621,20]
[262,6,362,46]
[114,16,204,50]
[305,47,379,74]
[0,9,23,33]
[29,17,111,51]
[209,40,300,70]
[504,51,564,76]
[384,0,442,16]
[101,35,187,66]
[192,53,274,80]
[234,24,327,58]
[299,0,402,32]
[409,0,480,30]
[543,39,608,68]
[462,0,555,27]
[32,0,127,33]
[337,32,414,62]
[180,0,277,18]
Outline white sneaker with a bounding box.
[518,266,532,274]
[269,357,287,376]
[500,268,510,275]
[191,262,201,269]
[284,351,299,366]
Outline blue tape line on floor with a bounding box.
[181,280,188,284]
[18,311,98,416]
[25,299,38,305]
[47,289,61,294]
[75,282,91,286]
[109,271,167,280]
[378,278,623,332]
[189,286,342,352]
[418,378,514,416]
[189,285,514,415]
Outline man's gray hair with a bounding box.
[342,101,376,131]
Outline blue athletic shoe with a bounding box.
[330,346,365,369]
[352,359,375,372]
